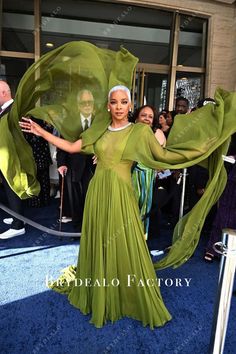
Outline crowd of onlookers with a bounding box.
[1,79,235,266]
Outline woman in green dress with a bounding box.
[20,85,172,329]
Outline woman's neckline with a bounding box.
[108,122,132,131]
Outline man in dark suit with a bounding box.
[57,89,95,231]
[0,80,25,239]
[165,97,190,227]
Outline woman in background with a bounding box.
[24,120,52,207]
[158,110,171,137]
[131,105,166,238]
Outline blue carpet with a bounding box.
[0,199,235,354]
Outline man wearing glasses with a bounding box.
[57,89,95,231]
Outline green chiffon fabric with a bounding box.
[132,163,155,237]
[81,88,236,269]
[2,41,236,327]
[67,126,172,328]
[0,41,138,198]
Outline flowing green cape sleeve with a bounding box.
[120,88,236,269]
[1,41,138,198]
[0,114,39,198]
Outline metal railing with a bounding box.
[209,228,236,354]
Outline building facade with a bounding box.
[0,0,235,109]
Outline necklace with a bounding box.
[108,122,132,131]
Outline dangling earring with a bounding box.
[129,108,132,112]
[108,108,110,112]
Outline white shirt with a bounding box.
[80,114,92,130]
[1,98,14,112]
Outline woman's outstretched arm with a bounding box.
[20,117,82,153]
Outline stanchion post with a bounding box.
[177,168,187,237]
[209,228,236,354]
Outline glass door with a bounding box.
[132,65,169,112]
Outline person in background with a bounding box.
[204,133,236,262]
[162,97,190,227]
[158,110,171,137]
[24,119,53,207]
[174,96,189,115]
[0,81,25,239]
[166,110,174,129]
[57,89,95,230]
[197,97,215,109]
[187,98,217,255]
[49,127,60,198]
[131,105,166,238]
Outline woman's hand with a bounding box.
[20,117,82,153]
[58,166,68,176]
[19,117,45,137]
[92,155,98,165]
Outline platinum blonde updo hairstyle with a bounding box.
[108,85,131,102]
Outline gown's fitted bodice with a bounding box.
[94,124,134,185]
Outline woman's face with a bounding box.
[108,90,130,122]
[159,114,166,126]
[166,112,173,126]
[136,107,154,127]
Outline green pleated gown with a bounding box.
[55,123,171,328]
